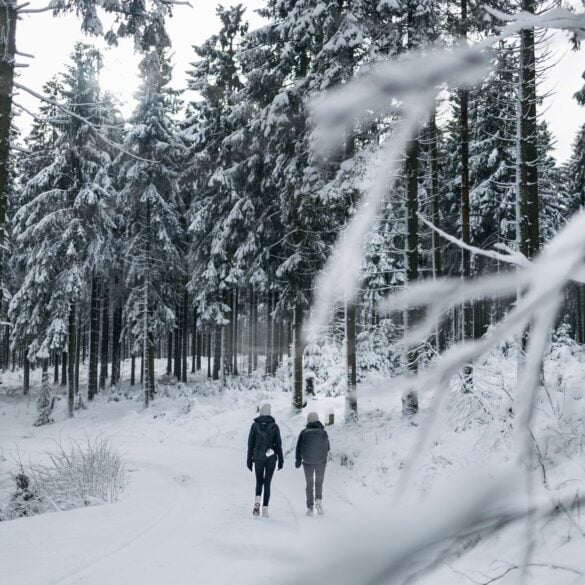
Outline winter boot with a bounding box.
[253,496,261,517]
[262,506,269,518]
[306,507,314,516]
[315,500,324,516]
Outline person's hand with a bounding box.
[295,460,301,469]
[278,460,283,470]
[247,461,253,472]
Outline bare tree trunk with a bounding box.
[345,301,358,421]
[181,287,188,383]
[213,326,221,380]
[110,299,122,387]
[68,304,76,418]
[265,292,274,375]
[173,312,181,380]
[75,323,81,397]
[403,137,419,416]
[233,287,239,375]
[223,291,232,376]
[248,289,255,375]
[131,354,136,386]
[292,304,304,411]
[207,333,211,379]
[61,351,67,387]
[429,112,445,353]
[23,356,30,396]
[166,331,172,375]
[196,333,202,371]
[99,285,109,390]
[191,307,197,374]
[0,4,15,333]
[54,351,59,385]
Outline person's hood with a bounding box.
[254,415,275,425]
[306,421,324,430]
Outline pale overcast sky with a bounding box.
[15,2,585,162]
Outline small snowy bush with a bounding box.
[0,471,42,520]
[28,437,126,512]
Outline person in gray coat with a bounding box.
[295,412,330,516]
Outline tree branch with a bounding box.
[14,82,157,164]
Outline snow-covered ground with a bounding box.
[1,347,585,585]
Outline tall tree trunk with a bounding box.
[173,311,181,380]
[75,323,81,397]
[68,304,76,418]
[521,0,540,258]
[196,332,202,371]
[233,287,239,375]
[143,199,153,407]
[207,332,211,379]
[403,138,419,416]
[213,326,221,380]
[110,300,122,387]
[61,351,67,387]
[181,287,188,383]
[345,301,358,421]
[429,112,445,352]
[131,354,136,386]
[292,304,304,411]
[23,356,30,396]
[248,289,255,375]
[99,285,109,390]
[191,307,197,374]
[87,275,100,400]
[0,4,15,329]
[166,331,172,375]
[54,351,59,385]
[265,291,273,375]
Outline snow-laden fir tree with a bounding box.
[10,44,115,416]
[184,4,250,380]
[116,50,183,407]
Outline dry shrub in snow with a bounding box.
[28,436,126,512]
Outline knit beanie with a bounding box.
[259,403,272,416]
[307,411,319,423]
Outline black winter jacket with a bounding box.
[247,415,284,468]
[295,421,330,466]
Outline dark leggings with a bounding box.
[254,457,276,506]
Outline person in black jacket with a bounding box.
[295,412,330,516]
[246,403,284,518]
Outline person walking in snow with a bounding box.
[247,403,284,518]
[295,412,330,516]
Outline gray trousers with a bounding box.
[303,462,326,508]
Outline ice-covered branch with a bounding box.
[14,82,157,164]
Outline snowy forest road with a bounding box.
[0,393,358,585]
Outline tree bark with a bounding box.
[233,287,239,375]
[88,275,100,399]
[99,285,109,390]
[181,287,188,383]
[191,307,197,374]
[110,300,122,387]
[404,137,419,416]
[68,304,76,418]
[265,291,274,375]
[23,356,30,396]
[213,326,221,380]
[248,289,255,375]
[0,4,16,326]
[292,304,304,411]
[345,301,358,421]
[166,331,172,375]
[61,351,67,387]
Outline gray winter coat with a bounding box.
[295,421,330,466]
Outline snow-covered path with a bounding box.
[0,388,359,585]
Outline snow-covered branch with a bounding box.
[14,82,157,164]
